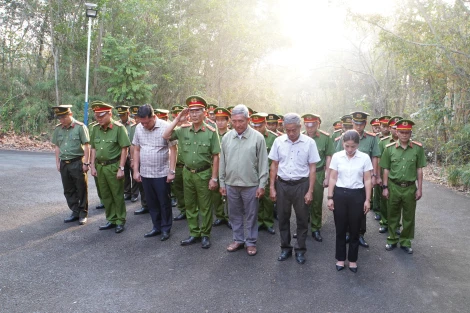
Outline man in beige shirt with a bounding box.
[219,104,269,256]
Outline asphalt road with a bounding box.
[1,149,469,313]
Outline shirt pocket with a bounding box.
[182,142,191,153]
[197,142,210,154]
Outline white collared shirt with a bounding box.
[329,150,373,189]
[268,133,320,180]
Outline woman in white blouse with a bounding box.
[327,130,373,273]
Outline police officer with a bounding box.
[207,104,218,122]
[88,115,104,209]
[90,101,131,233]
[370,117,383,220]
[116,105,138,202]
[380,119,426,254]
[251,112,278,235]
[51,105,90,225]
[302,114,334,242]
[277,114,285,133]
[162,96,221,249]
[330,120,342,141]
[334,115,353,150]
[155,109,170,121]
[335,111,381,248]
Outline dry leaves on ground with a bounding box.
[0,131,54,152]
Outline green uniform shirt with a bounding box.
[379,141,427,181]
[331,129,342,141]
[170,122,220,169]
[263,129,278,166]
[51,118,90,160]
[129,123,137,143]
[336,131,381,158]
[304,130,334,168]
[90,120,131,162]
[378,135,396,154]
[121,118,135,141]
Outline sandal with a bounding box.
[246,246,257,256]
[227,242,244,252]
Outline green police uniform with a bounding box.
[91,119,131,225]
[170,122,221,238]
[129,122,147,210]
[52,113,90,219]
[211,129,229,223]
[88,120,103,203]
[119,113,138,200]
[173,139,187,216]
[331,129,342,141]
[306,129,334,232]
[379,138,426,248]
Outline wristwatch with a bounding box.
[169,170,176,175]
[119,166,125,171]
[382,185,388,189]
[211,178,218,182]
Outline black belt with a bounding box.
[184,164,211,174]
[176,164,185,168]
[390,179,415,187]
[95,156,120,166]
[316,165,325,172]
[61,156,83,164]
[277,176,309,186]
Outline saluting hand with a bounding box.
[176,108,189,123]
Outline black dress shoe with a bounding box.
[385,243,397,251]
[277,250,293,261]
[115,224,125,233]
[349,266,358,273]
[144,229,162,238]
[227,221,232,229]
[64,215,79,223]
[400,246,413,254]
[295,252,306,264]
[312,231,323,242]
[161,232,170,241]
[379,226,388,233]
[336,264,345,271]
[180,236,201,246]
[358,235,369,248]
[374,213,381,220]
[213,219,227,227]
[99,222,116,230]
[95,204,105,209]
[78,217,87,225]
[124,195,132,201]
[266,227,276,235]
[131,196,139,202]
[345,234,350,243]
[173,213,187,221]
[134,207,149,215]
[201,236,211,249]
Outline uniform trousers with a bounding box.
[124,157,139,198]
[333,186,365,262]
[258,178,274,228]
[277,178,310,252]
[183,167,212,237]
[310,169,325,232]
[387,181,417,248]
[142,177,172,232]
[172,165,186,215]
[96,162,126,225]
[226,185,259,247]
[212,182,228,221]
[60,160,88,218]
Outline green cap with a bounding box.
[185,95,207,109]
[341,115,353,125]
[388,116,403,127]
[395,119,415,130]
[115,105,130,114]
[129,105,140,116]
[350,111,369,124]
[207,104,218,111]
[266,114,280,123]
[214,107,231,118]
[301,114,321,123]
[52,105,72,117]
[91,101,113,116]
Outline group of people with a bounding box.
[51,96,426,272]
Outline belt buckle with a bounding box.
[400,183,407,187]
[64,160,71,164]
[190,169,196,173]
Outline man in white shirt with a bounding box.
[269,113,321,264]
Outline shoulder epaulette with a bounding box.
[381,135,391,141]
[386,142,396,148]
[74,120,84,126]
[180,122,191,128]
[113,120,123,126]
[334,129,342,133]
[267,130,279,137]
[54,123,61,128]
[365,131,376,137]
[335,136,342,142]
[205,123,216,132]
[319,129,330,136]
[412,141,423,147]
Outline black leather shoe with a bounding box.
[213,219,227,227]
[293,233,297,239]
[349,266,358,273]
[227,221,232,229]
[312,231,323,242]
[358,235,369,248]
[124,195,132,201]
[180,236,201,246]
[99,222,116,230]
[336,264,345,271]
[345,234,350,243]
[173,213,186,221]
[400,246,413,254]
[64,215,79,223]
[266,227,276,235]
[385,243,397,251]
[161,232,170,241]
[379,226,388,233]
[78,217,87,225]
[295,252,306,264]
[374,213,381,220]
[201,236,211,249]
[131,196,139,202]
[95,204,105,209]
[134,207,149,215]
[144,229,161,238]
[115,224,125,233]
[277,250,293,261]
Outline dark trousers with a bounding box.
[124,158,139,198]
[277,178,310,252]
[142,177,172,232]
[60,160,88,218]
[333,186,365,262]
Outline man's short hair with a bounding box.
[283,113,301,126]
[231,104,249,118]
[137,104,154,118]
